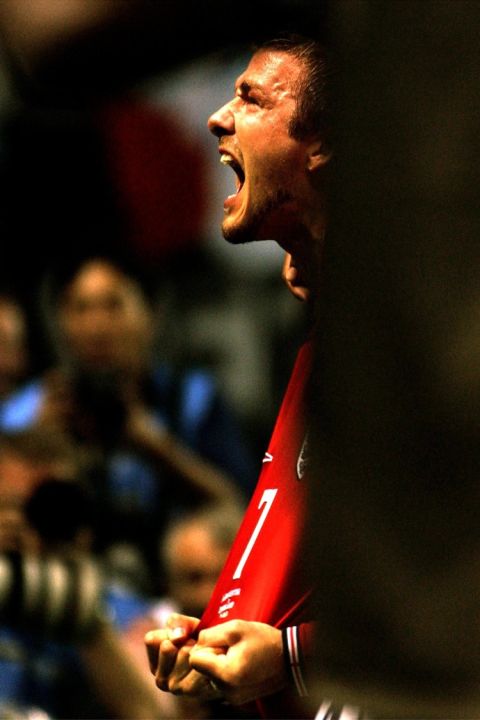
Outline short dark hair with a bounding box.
[257,34,331,143]
[45,251,157,310]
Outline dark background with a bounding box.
[0,0,329,438]
[0,0,329,307]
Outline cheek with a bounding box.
[252,143,303,188]
[64,317,95,340]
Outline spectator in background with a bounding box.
[0,293,29,419]
[0,254,255,593]
[0,426,171,720]
[122,503,255,720]
[0,426,79,553]
[160,505,244,619]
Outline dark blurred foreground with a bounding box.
[308,1,480,716]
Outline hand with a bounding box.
[190,620,287,705]
[145,613,197,674]
[124,400,169,450]
[282,253,310,302]
[145,614,220,699]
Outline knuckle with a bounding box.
[168,678,182,695]
[178,645,191,662]
[227,619,244,639]
[155,677,169,692]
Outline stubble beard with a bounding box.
[222,187,295,245]
[222,218,255,245]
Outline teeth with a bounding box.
[220,154,233,166]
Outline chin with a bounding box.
[222,210,273,245]
[222,221,254,245]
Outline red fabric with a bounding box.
[198,340,316,718]
[98,99,207,264]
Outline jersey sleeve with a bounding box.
[282,622,316,698]
[282,622,365,720]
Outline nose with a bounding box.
[207,100,234,138]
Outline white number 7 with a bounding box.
[233,488,278,580]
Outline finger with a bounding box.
[144,629,165,674]
[196,623,238,648]
[165,613,200,644]
[190,646,228,679]
[166,644,193,691]
[169,667,223,700]
[156,638,181,689]
[162,642,197,695]
[166,612,198,629]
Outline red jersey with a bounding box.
[198,340,315,718]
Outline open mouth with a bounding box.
[220,153,245,197]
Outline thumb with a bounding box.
[165,613,200,644]
[196,623,237,649]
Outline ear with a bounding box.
[306,138,331,172]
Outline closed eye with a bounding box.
[238,81,261,106]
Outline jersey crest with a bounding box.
[296,431,309,480]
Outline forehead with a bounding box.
[72,262,123,288]
[0,302,23,331]
[60,264,149,317]
[64,263,132,302]
[236,49,303,98]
